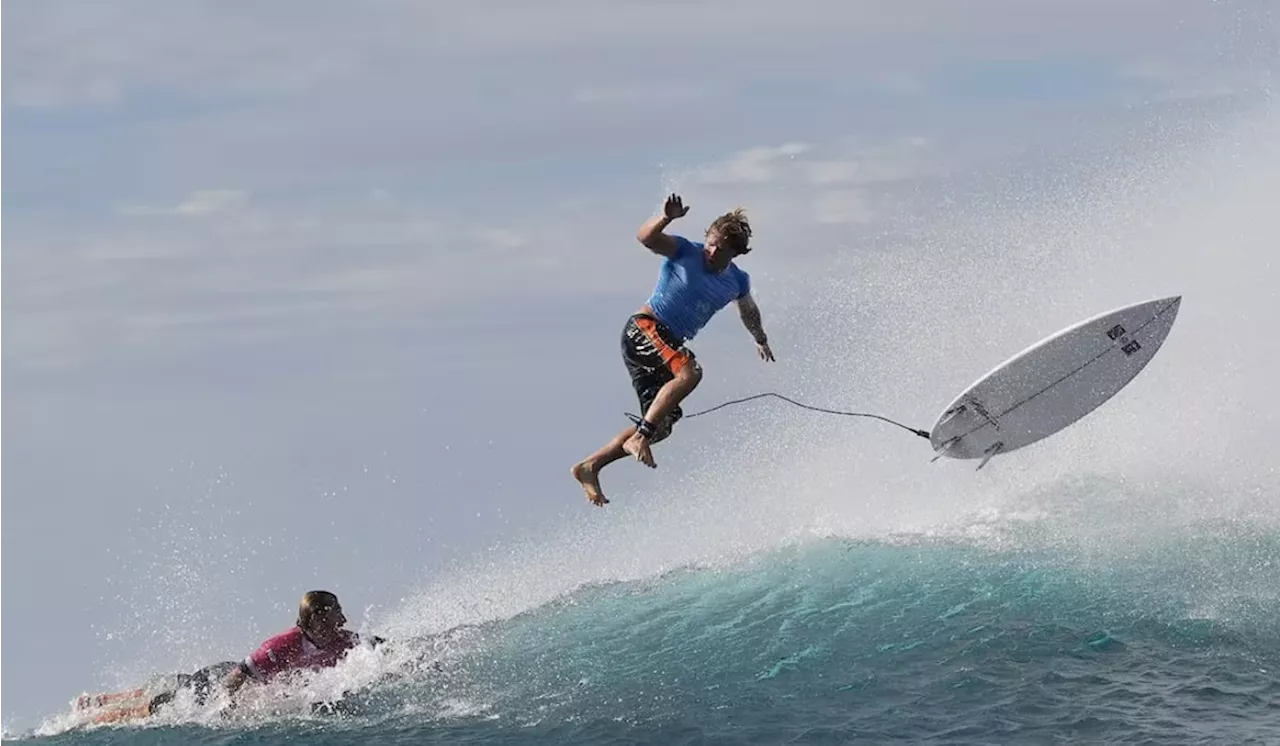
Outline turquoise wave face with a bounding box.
[346,519,1279,745]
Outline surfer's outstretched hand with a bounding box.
[664,193,690,220]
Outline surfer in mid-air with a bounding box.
[572,193,774,506]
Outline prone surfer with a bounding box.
[571,193,774,506]
[221,590,382,698]
[74,590,384,724]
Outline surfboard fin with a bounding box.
[936,405,966,428]
[976,442,1003,471]
[930,436,961,463]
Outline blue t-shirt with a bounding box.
[646,236,751,342]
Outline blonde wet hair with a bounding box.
[297,590,341,628]
[708,208,752,255]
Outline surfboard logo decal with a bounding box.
[1106,321,1144,355]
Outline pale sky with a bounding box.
[4,0,1277,732]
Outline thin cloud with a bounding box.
[4,77,122,108]
[571,83,701,107]
[805,137,933,186]
[2,1,371,108]
[116,189,250,217]
[695,143,813,185]
[4,1,1237,110]
[472,228,529,251]
[174,189,250,216]
[813,189,878,226]
[694,137,936,190]
[1116,61,1267,102]
[4,198,539,374]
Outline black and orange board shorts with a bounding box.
[621,313,695,437]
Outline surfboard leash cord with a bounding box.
[627,391,931,440]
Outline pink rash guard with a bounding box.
[241,626,360,682]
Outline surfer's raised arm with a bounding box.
[636,193,690,257]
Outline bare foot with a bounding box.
[571,461,609,506]
[623,432,656,468]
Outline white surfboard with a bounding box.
[930,295,1182,468]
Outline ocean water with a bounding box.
[18,472,1280,745]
